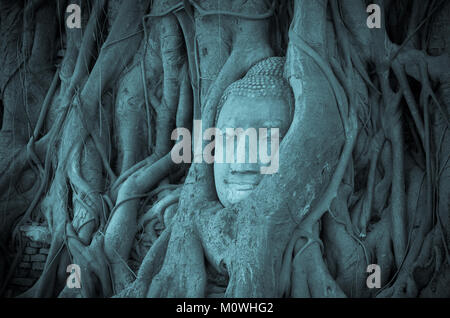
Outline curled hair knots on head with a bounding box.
[215,57,294,123]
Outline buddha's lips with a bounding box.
[224,178,260,190]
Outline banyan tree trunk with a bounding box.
[0,0,449,298]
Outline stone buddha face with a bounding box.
[214,95,292,208]
[213,57,293,208]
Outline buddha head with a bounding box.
[214,57,294,208]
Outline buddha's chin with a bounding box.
[224,186,257,206]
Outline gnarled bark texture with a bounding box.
[0,0,449,298]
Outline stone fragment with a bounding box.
[29,242,43,248]
[19,262,31,269]
[39,248,50,255]
[30,254,46,262]
[32,262,45,271]
[24,247,37,254]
